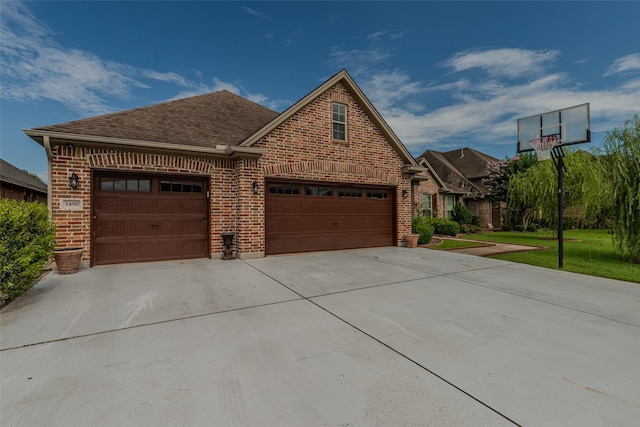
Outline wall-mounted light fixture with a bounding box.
[69,172,79,190]
[402,189,408,198]
[252,181,259,195]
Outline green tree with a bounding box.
[483,153,537,227]
[483,153,537,202]
[507,149,609,231]
[601,115,640,263]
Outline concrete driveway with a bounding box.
[1,248,639,426]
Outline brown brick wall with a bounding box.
[50,145,237,263]
[256,82,412,249]
[1,182,47,203]
[48,82,413,262]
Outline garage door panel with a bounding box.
[266,181,393,255]
[93,173,209,265]
[94,216,157,238]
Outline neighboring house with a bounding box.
[0,158,47,203]
[24,70,427,266]
[414,147,504,229]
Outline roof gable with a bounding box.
[422,151,472,193]
[441,147,499,180]
[240,70,417,165]
[32,91,279,148]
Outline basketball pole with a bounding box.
[552,146,567,269]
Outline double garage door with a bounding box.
[93,172,209,265]
[265,181,394,255]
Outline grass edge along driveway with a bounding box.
[461,230,639,283]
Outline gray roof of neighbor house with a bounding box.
[31,90,280,148]
[417,147,499,196]
[0,158,47,193]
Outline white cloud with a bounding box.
[444,48,561,79]
[243,6,270,20]
[604,53,640,76]
[0,1,283,116]
[361,58,640,155]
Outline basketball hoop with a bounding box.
[529,135,560,160]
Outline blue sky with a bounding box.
[2,1,639,182]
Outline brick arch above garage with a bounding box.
[262,161,400,185]
[86,152,234,173]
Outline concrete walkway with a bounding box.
[1,248,639,426]
[434,236,545,257]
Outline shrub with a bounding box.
[461,224,480,234]
[513,225,524,232]
[501,224,512,231]
[412,216,435,244]
[452,202,474,226]
[526,223,541,232]
[425,218,461,236]
[0,200,55,304]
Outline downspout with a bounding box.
[43,135,53,214]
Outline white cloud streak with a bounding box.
[604,53,640,76]
[356,50,640,155]
[444,48,561,78]
[0,1,283,116]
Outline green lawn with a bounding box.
[467,230,639,283]
[432,239,492,250]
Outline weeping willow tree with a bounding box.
[508,148,610,232]
[601,115,640,263]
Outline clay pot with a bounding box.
[404,234,420,248]
[54,247,84,274]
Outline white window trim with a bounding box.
[332,102,347,141]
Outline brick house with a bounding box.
[0,158,47,203]
[414,147,504,229]
[24,70,426,266]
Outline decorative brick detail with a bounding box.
[86,152,232,172]
[262,161,399,185]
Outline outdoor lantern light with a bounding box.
[402,189,408,198]
[69,172,79,189]
[252,181,259,194]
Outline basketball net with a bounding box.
[529,135,560,161]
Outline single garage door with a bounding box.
[265,181,394,255]
[93,172,209,265]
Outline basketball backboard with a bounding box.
[517,103,590,153]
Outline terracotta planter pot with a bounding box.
[404,234,420,248]
[54,247,84,274]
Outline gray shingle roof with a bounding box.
[33,90,280,148]
[417,147,500,196]
[0,158,47,193]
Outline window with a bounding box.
[160,181,203,192]
[338,188,363,198]
[367,190,389,199]
[268,185,300,195]
[332,103,346,141]
[445,195,456,218]
[422,193,433,217]
[100,178,150,192]
[305,186,333,196]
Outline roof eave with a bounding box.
[23,129,264,160]
[0,176,47,193]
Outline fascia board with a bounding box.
[23,129,264,159]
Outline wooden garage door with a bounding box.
[93,172,209,265]
[265,181,394,255]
